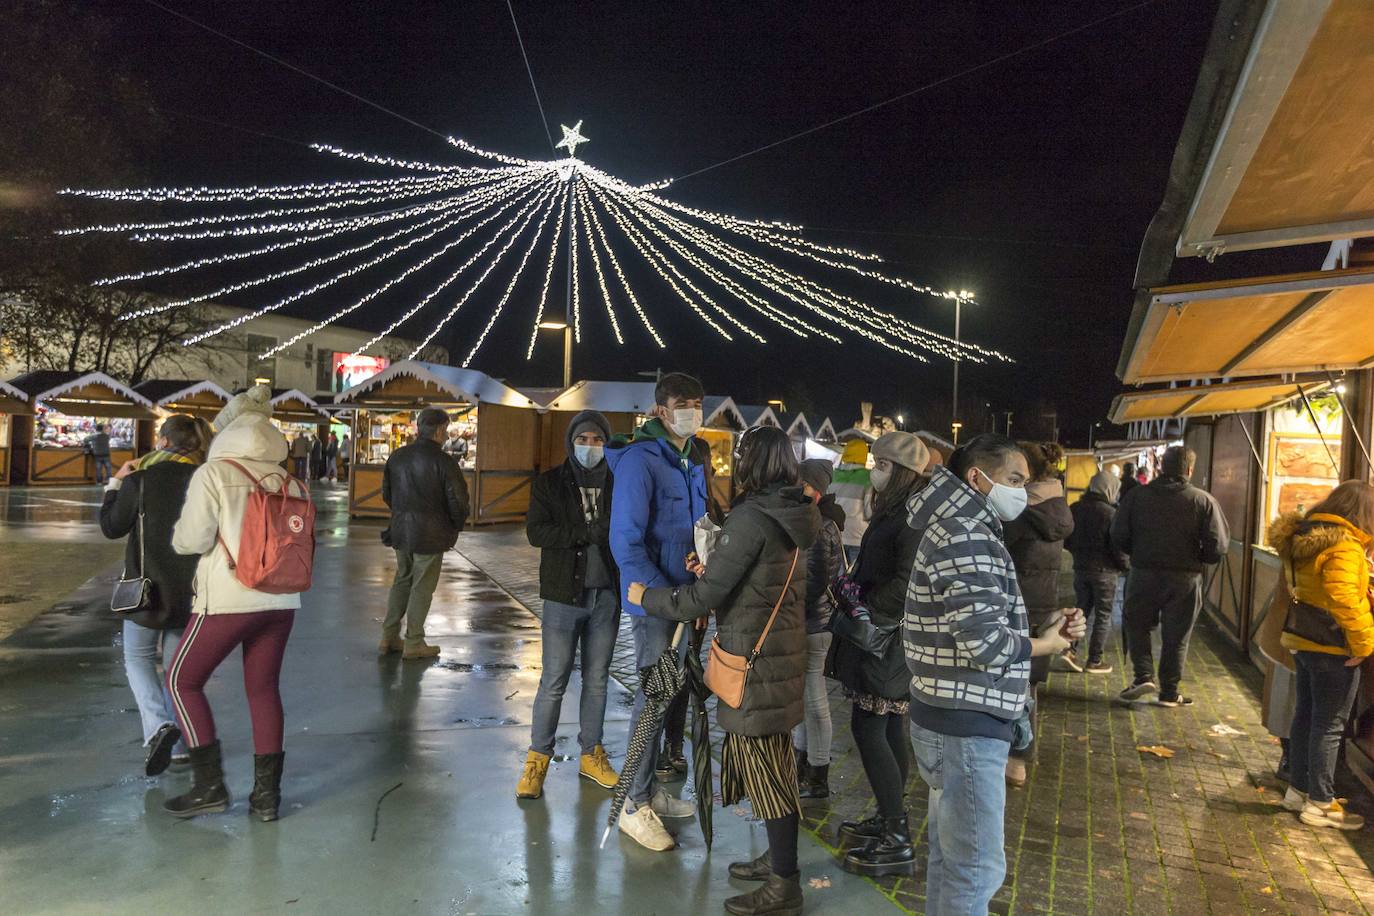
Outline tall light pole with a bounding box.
[950,291,972,444]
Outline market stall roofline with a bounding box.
[333,360,539,410]
[814,417,838,442]
[133,378,232,408]
[1119,265,1374,385]
[0,378,30,415]
[6,370,155,414]
[1108,374,1334,425]
[735,404,782,429]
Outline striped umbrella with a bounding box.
[600,623,688,849]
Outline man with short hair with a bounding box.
[1112,445,1229,707]
[289,433,310,480]
[606,371,708,851]
[380,407,470,659]
[85,423,112,484]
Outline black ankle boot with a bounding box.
[728,849,772,881]
[837,811,884,845]
[723,871,802,915]
[164,741,231,819]
[842,814,915,877]
[799,763,829,799]
[249,751,285,822]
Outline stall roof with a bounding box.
[515,387,564,409]
[736,405,782,428]
[1119,265,1374,384]
[1109,375,1332,424]
[775,411,813,439]
[814,417,838,442]
[836,426,876,443]
[703,396,746,431]
[0,378,30,414]
[1175,0,1374,258]
[6,370,156,420]
[133,379,232,412]
[267,388,327,422]
[542,380,655,414]
[334,360,540,410]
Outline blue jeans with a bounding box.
[123,620,186,753]
[529,589,620,756]
[627,614,689,804]
[1290,651,1361,804]
[911,723,1010,915]
[93,456,113,483]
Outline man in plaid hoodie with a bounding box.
[905,433,1084,914]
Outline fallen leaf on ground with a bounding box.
[1129,811,1149,820]
[808,877,832,889]
[1207,722,1244,737]
[1077,735,1090,742]
[1260,886,1273,895]
[1137,745,1175,758]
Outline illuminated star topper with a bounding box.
[555,120,589,158]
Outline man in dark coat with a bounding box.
[380,407,469,659]
[1111,445,1229,707]
[516,410,621,801]
[1066,471,1129,674]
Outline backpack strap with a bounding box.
[219,457,306,498]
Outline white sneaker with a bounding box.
[649,787,695,819]
[1300,799,1365,831]
[618,803,675,851]
[1281,786,1307,812]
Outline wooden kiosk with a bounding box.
[132,380,232,453]
[335,361,545,523]
[5,371,156,485]
[0,379,31,486]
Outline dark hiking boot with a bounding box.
[723,871,802,915]
[798,763,830,799]
[837,812,884,845]
[164,741,230,818]
[728,849,772,881]
[842,815,916,877]
[145,723,181,777]
[249,751,286,822]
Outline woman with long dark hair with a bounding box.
[629,425,819,914]
[829,431,931,877]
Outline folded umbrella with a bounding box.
[600,623,688,849]
[683,636,715,849]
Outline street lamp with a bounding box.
[949,291,973,437]
[896,413,905,430]
[537,320,572,388]
[951,420,963,445]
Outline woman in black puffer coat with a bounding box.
[1003,441,1074,785]
[827,431,931,878]
[633,425,818,916]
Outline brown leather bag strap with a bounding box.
[748,548,800,663]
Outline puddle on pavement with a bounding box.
[432,661,521,675]
[449,716,520,727]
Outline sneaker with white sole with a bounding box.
[1155,694,1194,708]
[649,786,695,819]
[1054,650,1084,673]
[1084,659,1113,674]
[1118,679,1158,701]
[1300,799,1364,831]
[619,803,675,850]
[1281,786,1307,812]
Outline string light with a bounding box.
[63,121,1006,366]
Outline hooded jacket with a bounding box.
[171,413,302,615]
[1266,511,1374,658]
[1003,479,1074,616]
[526,410,617,606]
[903,465,1032,726]
[606,418,708,615]
[1111,475,1229,574]
[1067,473,1128,573]
[641,484,819,736]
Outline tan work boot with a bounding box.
[579,745,618,788]
[516,750,551,799]
[377,637,403,656]
[402,640,440,659]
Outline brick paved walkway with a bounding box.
[458,525,1374,915]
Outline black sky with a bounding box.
[78,0,1221,441]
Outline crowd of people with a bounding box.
[94,371,1374,915]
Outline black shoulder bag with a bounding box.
[110,481,156,613]
[1281,561,1347,650]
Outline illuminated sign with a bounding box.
[332,353,389,392]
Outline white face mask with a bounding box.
[975,469,1028,521]
[668,407,703,438]
[574,444,604,469]
[870,468,892,492]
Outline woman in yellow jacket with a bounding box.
[1267,480,1374,831]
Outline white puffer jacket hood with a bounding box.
[172,413,302,614]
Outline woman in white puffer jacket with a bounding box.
[164,385,304,822]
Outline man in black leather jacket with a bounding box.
[379,407,470,659]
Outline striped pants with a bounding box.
[167,610,295,754]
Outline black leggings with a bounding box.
[851,705,910,818]
[765,811,799,878]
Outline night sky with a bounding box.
[66,0,1221,442]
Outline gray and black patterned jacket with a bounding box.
[903,465,1032,720]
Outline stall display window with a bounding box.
[698,428,734,477]
[1264,402,1342,524]
[34,410,134,449]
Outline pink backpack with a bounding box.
[217,459,315,594]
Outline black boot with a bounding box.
[728,849,772,881]
[798,763,829,800]
[837,812,884,845]
[163,741,230,819]
[249,751,285,822]
[723,871,803,915]
[842,814,915,877]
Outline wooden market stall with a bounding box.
[0,379,31,486]
[334,361,544,523]
[4,371,157,485]
[132,380,232,453]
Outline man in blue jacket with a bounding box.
[606,372,708,851]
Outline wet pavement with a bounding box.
[0,485,889,915]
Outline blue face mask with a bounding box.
[574,444,604,469]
